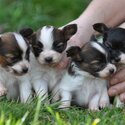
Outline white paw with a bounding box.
[99,101,109,109]
[0,87,7,96]
[89,105,99,111]
[58,103,70,110]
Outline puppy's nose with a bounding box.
[45,57,52,63]
[22,67,28,73]
[114,57,120,62]
[109,69,114,74]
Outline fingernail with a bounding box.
[110,78,118,85]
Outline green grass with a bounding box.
[0,0,89,31]
[0,96,125,125]
[0,0,125,125]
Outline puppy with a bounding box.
[0,31,32,103]
[20,24,77,101]
[59,41,116,110]
[93,23,125,107]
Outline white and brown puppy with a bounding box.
[0,31,32,103]
[59,41,116,110]
[20,24,77,101]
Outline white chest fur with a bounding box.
[59,66,109,110]
[30,53,65,99]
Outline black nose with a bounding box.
[22,67,28,73]
[45,57,53,63]
[114,57,120,62]
[109,69,114,74]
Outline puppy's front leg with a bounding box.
[99,88,110,108]
[0,83,7,96]
[59,90,72,109]
[32,79,48,101]
[19,75,32,103]
[89,94,100,111]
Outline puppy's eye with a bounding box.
[90,60,99,64]
[5,54,14,58]
[33,41,43,53]
[5,54,20,64]
[56,42,64,47]
[53,42,66,53]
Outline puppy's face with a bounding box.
[0,32,30,75]
[93,23,125,64]
[27,24,77,66]
[67,42,116,78]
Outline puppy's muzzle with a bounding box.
[109,68,115,74]
[45,57,53,63]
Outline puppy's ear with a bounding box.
[93,23,109,33]
[66,46,83,61]
[62,24,77,41]
[19,28,33,38]
[19,28,36,45]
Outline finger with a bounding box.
[120,92,125,103]
[108,81,125,96]
[110,68,125,85]
[56,58,69,69]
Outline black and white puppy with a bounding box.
[20,24,77,101]
[93,23,125,107]
[0,31,32,103]
[59,41,116,110]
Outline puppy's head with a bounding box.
[93,23,125,64]
[0,32,32,75]
[67,41,116,78]
[21,24,77,66]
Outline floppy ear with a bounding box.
[62,24,77,41]
[66,46,83,61]
[93,23,109,33]
[19,28,36,45]
[19,28,34,38]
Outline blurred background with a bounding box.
[0,0,89,32]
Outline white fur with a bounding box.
[98,63,116,78]
[91,42,106,55]
[40,26,54,50]
[0,66,32,103]
[119,53,125,64]
[29,26,66,100]
[58,62,114,110]
[14,33,28,53]
[0,33,32,103]
[37,27,62,65]
[30,52,64,100]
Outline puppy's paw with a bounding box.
[99,100,109,109]
[89,105,99,111]
[0,86,7,96]
[58,103,70,110]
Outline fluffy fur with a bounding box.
[20,24,77,101]
[93,23,125,107]
[58,41,116,110]
[0,32,32,103]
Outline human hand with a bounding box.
[108,68,125,103]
